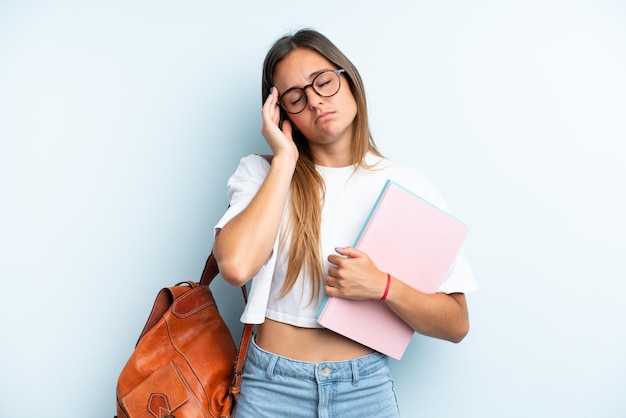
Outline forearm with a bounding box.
[384,277,470,343]
[213,153,297,285]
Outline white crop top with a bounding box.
[214,153,477,326]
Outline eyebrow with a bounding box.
[309,69,329,79]
[284,68,334,91]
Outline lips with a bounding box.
[315,111,334,124]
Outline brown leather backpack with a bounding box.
[115,254,253,418]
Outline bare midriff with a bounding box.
[255,318,375,362]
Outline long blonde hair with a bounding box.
[261,29,382,300]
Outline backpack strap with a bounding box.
[199,253,253,406]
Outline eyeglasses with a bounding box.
[278,69,347,114]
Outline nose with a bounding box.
[303,85,323,109]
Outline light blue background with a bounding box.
[1,1,624,417]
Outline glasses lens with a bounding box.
[313,70,341,97]
[279,70,343,114]
[280,89,306,114]
[280,89,306,113]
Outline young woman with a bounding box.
[213,29,477,417]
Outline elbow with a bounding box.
[213,235,260,287]
[213,230,269,287]
[215,251,265,287]
[446,292,470,343]
[217,259,255,287]
[449,320,470,344]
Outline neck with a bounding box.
[312,152,352,167]
[308,137,353,167]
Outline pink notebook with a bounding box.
[316,180,469,359]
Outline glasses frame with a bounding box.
[277,69,347,114]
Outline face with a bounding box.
[273,48,358,152]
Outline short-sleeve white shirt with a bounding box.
[215,153,478,326]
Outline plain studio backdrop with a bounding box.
[1,1,624,417]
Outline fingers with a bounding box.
[262,87,293,138]
[260,87,298,160]
[324,272,342,298]
[323,272,369,301]
[261,88,286,147]
[262,87,280,125]
[326,247,385,300]
[328,246,365,266]
[333,246,364,258]
[327,254,343,266]
[324,283,340,298]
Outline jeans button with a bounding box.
[320,367,331,377]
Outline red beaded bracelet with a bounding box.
[380,273,391,301]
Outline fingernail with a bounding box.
[269,86,275,95]
[335,247,344,252]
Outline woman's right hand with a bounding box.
[261,87,298,159]
[215,88,299,286]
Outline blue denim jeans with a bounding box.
[235,337,400,418]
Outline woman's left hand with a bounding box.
[326,246,470,343]
[326,247,388,300]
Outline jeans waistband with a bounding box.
[246,336,389,384]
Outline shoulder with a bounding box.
[364,154,447,211]
[229,154,272,180]
[238,154,272,170]
[364,153,433,190]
